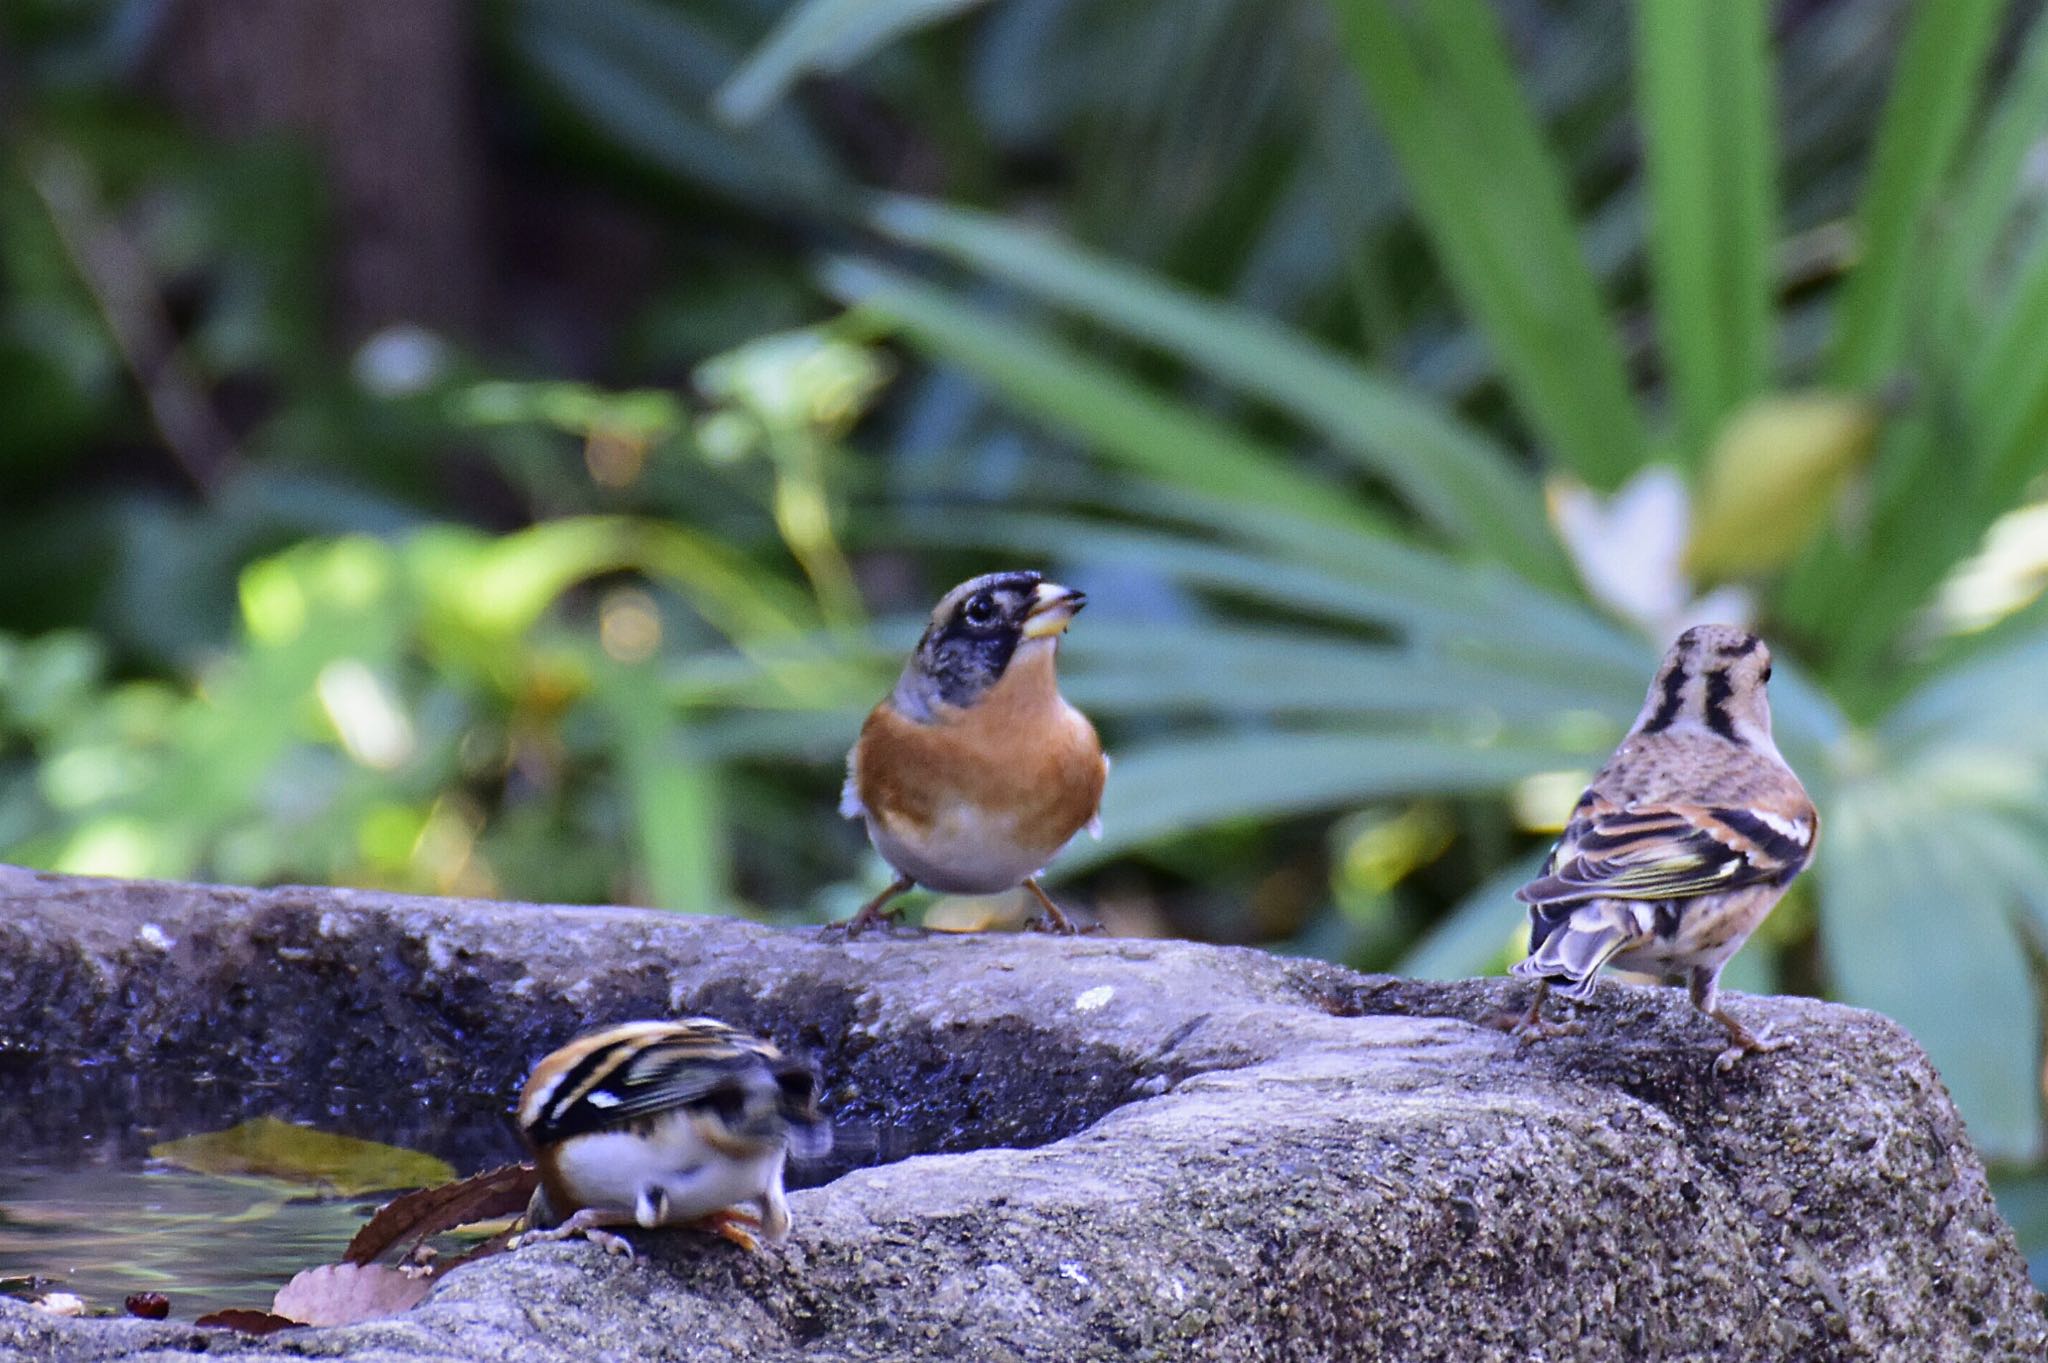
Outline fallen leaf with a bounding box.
[150,1118,455,1197]
[344,1163,539,1267]
[271,1263,431,1327]
[124,1292,171,1319]
[195,1309,301,1335]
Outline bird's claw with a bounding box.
[1501,1013,1584,1043]
[513,1222,636,1259]
[1025,912,1091,935]
[1713,1029,1793,1074]
[700,1209,764,1253]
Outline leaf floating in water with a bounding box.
[194,1308,301,1335]
[344,1163,539,1268]
[149,1118,456,1197]
[271,1263,431,1326]
[124,1292,171,1319]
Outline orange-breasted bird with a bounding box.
[1509,625,1818,1071]
[514,1019,828,1257]
[838,570,1108,935]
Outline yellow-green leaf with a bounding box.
[1686,393,1880,579]
[150,1118,455,1197]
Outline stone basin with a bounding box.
[0,865,2041,1361]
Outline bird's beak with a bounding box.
[1022,582,1086,638]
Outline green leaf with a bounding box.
[595,663,728,913]
[1401,847,1546,980]
[867,197,1569,587]
[1059,623,1601,723]
[1819,783,2041,1160]
[512,0,846,210]
[824,258,1379,533]
[1058,731,1594,873]
[717,0,990,124]
[1931,9,2048,354]
[1635,0,1776,457]
[1330,0,1647,487]
[151,1118,455,1197]
[1825,0,2009,386]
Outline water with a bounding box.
[0,1160,380,1320]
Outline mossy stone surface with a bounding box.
[0,866,2040,1361]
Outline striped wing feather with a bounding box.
[1517,799,1813,908]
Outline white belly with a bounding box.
[867,804,1065,895]
[552,1112,783,1226]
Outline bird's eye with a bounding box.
[1760,664,1773,683]
[962,592,998,626]
[776,1068,818,1112]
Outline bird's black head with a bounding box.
[895,570,1086,715]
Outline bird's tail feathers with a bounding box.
[1513,903,1639,999]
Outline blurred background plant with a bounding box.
[3,0,2048,1274]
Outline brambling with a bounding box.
[839,570,1107,935]
[1509,624,1818,1071]
[514,1019,829,1257]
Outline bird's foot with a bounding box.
[697,1208,764,1253]
[1711,1011,1793,1073]
[822,907,904,940]
[1022,879,1098,935]
[1024,910,1092,935]
[826,875,917,939]
[1488,982,1583,1042]
[1500,1011,1584,1043]
[513,1210,636,1259]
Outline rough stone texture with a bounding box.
[0,865,2041,1362]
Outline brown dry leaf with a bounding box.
[150,1118,455,1196]
[344,1163,540,1267]
[194,1308,301,1335]
[271,1263,431,1327]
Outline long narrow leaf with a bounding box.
[1056,731,1596,871]
[596,665,728,913]
[823,259,1378,533]
[868,196,1570,587]
[1330,0,1648,487]
[1932,9,2048,352]
[717,0,989,124]
[1635,0,1776,456]
[1825,0,2008,385]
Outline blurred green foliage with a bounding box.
[4,0,2048,1252]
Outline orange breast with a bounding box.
[854,644,1104,864]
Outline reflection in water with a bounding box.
[0,1161,374,1319]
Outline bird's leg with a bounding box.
[1692,966,1792,1072]
[513,1206,637,1258]
[1490,979,1585,1041]
[697,1207,764,1253]
[836,873,915,937]
[1022,878,1090,934]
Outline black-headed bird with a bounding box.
[1510,625,1818,1070]
[838,570,1107,935]
[514,1019,828,1257]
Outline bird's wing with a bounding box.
[1086,751,1111,839]
[1516,796,1814,908]
[526,1025,773,1142]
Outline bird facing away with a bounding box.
[839,570,1107,934]
[1509,625,1818,1071]
[515,1019,829,1257]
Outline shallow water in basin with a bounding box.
[0,1160,380,1320]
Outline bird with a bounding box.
[1508,624,1818,1071]
[513,1019,829,1257]
[838,569,1107,935]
